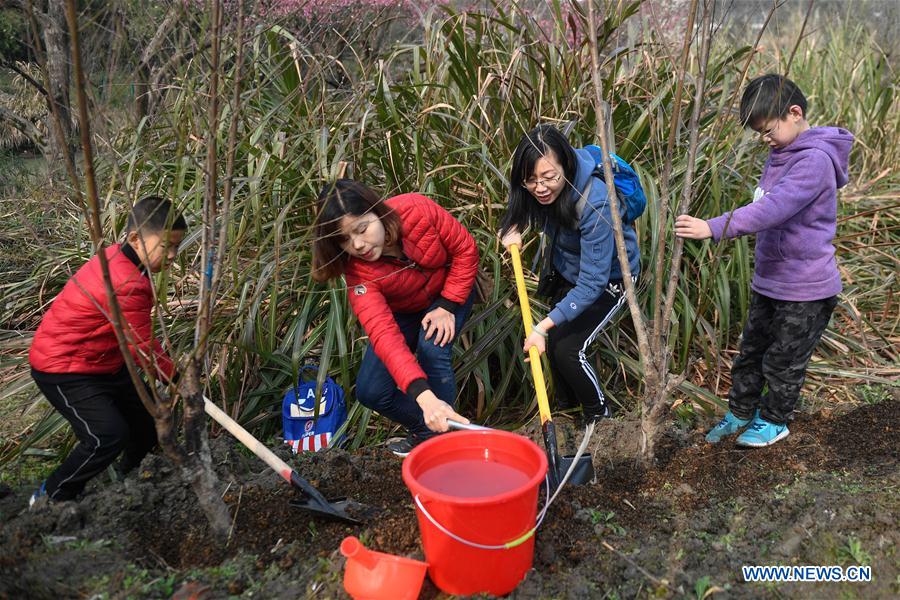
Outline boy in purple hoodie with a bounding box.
[675,74,853,447]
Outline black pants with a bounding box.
[547,278,631,414]
[729,291,838,425]
[32,367,158,501]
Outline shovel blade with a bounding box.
[289,496,362,525]
[289,471,362,525]
[558,453,595,486]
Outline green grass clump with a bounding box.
[0,2,896,464]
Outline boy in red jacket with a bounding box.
[28,196,185,506]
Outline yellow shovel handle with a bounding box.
[509,244,552,425]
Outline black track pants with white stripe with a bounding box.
[546,279,630,414]
[31,367,157,501]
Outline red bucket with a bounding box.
[401,429,548,596]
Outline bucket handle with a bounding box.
[413,476,551,550]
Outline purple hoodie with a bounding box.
[707,126,854,301]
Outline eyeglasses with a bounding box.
[521,173,562,190]
[757,120,780,140]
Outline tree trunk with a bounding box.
[182,455,232,537]
[166,359,232,538]
[156,421,232,538]
[639,383,665,463]
[639,370,684,463]
[42,0,72,163]
[56,0,233,539]
[133,63,149,123]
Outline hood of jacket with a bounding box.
[768,126,853,188]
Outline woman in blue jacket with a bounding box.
[500,124,640,425]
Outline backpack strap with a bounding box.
[574,175,594,221]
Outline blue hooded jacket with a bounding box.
[546,148,641,325]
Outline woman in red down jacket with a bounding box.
[312,179,478,456]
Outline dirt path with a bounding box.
[1,400,897,599]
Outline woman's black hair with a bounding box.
[499,124,579,237]
[311,179,401,282]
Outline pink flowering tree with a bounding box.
[267,0,428,20]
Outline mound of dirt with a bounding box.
[1,400,897,599]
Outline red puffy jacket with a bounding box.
[29,243,175,380]
[345,194,478,394]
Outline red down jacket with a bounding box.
[345,193,478,394]
[29,243,175,380]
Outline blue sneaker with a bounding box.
[736,416,789,447]
[705,410,754,443]
[29,481,47,508]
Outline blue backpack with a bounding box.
[583,145,647,223]
[282,366,347,453]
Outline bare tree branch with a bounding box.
[61,0,231,535]
[660,0,715,345]
[175,0,232,537]
[785,0,815,76]
[651,0,699,355]
[721,0,782,129]
[25,0,76,181]
[0,105,43,142]
[584,0,655,389]
[62,0,154,415]
[194,0,224,356]
[684,1,781,365]
[0,59,49,97]
[211,0,247,305]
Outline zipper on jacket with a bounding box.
[380,255,441,304]
[383,254,424,273]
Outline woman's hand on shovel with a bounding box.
[523,317,554,360]
[523,329,546,356]
[500,227,522,251]
[416,390,469,432]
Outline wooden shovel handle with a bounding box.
[203,397,293,483]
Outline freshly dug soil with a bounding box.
[1,400,897,599]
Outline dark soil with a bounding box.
[1,400,897,599]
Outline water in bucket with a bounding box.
[417,458,531,497]
[402,430,548,596]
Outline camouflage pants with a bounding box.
[729,291,838,425]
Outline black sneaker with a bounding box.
[581,404,612,428]
[387,432,437,457]
[386,436,415,457]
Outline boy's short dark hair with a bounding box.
[127,196,187,233]
[739,74,808,129]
